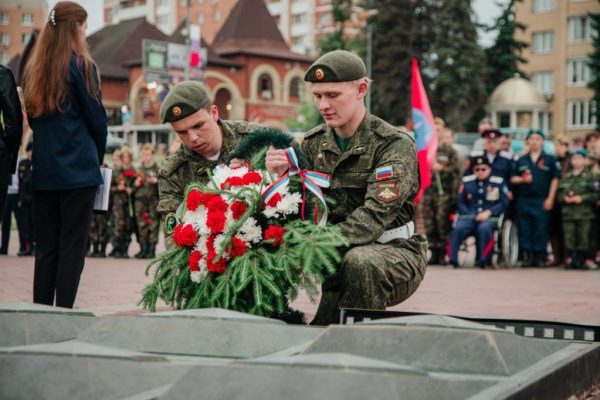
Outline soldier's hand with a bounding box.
[431,162,443,173]
[572,195,583,204]
[543,197,554,210]
[475,210,492,222]
[266,147,290,177]
[229,158,250,169]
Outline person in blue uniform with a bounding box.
[465,128,514,183]
[450,156,509,268]
[510,128,561,267]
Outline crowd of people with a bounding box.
[425,118,600,270]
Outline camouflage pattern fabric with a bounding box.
[88,213,110,244]
[422,142,461,250]
[134,163,160,244]
[302,113,427,325]
[110,167,136,249]
[558,169,599,252]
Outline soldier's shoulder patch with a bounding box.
[499,151,513,160]
[470,150,484,157]
[489,176,504,184]
[375,166,394,180]
[463,174,476,182]
[163,213,178,235]
[375,181,400,203]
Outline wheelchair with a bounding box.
[456,213,519,268]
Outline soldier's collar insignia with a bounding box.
[315,68,325,80]
[164,213,178,235]
[172,106,182,117]
[322,141,329,148]
[354,145,366,152]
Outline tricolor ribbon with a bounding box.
[262,147,331,226]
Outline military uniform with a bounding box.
[512,146,561,265]
[422,142,461,264]
[110,166,136,257]
[88,213,110,257]
[557,164,598,268]
[17,157,33,255]
[134,162,160,258]
[465,149,513,183]
[449,172,509,268]
[158,120,259,218]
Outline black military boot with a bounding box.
[145,243,156,259]
[135,243,147,259]
[98,243,107,258]
[86,242,94,257]
[437,247,448,266]
[427,248,438,266]
[91,242,101,257]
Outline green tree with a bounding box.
[286,98,323,132]
[485,0,528,97]
[318,0,364,55]
[430,0,487,130]
[589,6,600,130]
[366,0,436,126]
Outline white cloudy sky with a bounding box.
[48,0,508,46]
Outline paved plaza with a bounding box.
[1,230,599,324]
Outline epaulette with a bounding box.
[470,150,484,157]
[304,123,327,139]
[463,174,476,182]
[159,148,187,177]
[395,128,416,143]
[499,151,513,160]
[370,115,399,139]
[489,176,504,184]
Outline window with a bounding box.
[532,71,554,95]
[289,77,303,99]
[1,32,9,46]
[197,13,205,24]
[567,58,590,85]
[291,35,304,47]
[318,14,332,27]
[158,0,169,6]
[292,13,307,24]
[0,51,8,65]
[568,16,592,42]
[0,13,9,25]
[532,31,554,53]
[21,13,33,25]
[258,73,273,100]
[533,0,555,12]
[214,10,221,21]
[21,32,30,44]
[567,100,596,128]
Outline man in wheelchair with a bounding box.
[449,156,510,268]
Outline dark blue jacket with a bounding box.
[511,151,561,199]
[30,56,107,190]
[458,174,509,217]
[465,150,513,183]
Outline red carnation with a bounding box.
[198,193,217,207]
[172,224,198,247]
[229,236,248,257]
[223,176,244,189]
[186,189,203,211]
[242,171,262,185]
[208,195,228,212]
[266,193,282,208]
[188,250,202,272]
[206,251,227,273]
[264,225,285,248]
[207,210,226,233]
[231,201,247,220]
[123,169,135,178]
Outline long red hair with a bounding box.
[23,1,100,118]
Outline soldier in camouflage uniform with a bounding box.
[158,81,264,234]
[557,149,599,270]
[267,50,427,325]
[423,127,461,265]
[133,143,160,258]
[110,147,136,258]
[87,213,110,257]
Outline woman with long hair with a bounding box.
[22,1,107,308]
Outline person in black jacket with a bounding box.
[22,1,107,308]
[0,65,23,218]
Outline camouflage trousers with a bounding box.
[422,191,455,250]
[312,233,428,325]
[563,218,592,252]
[111,197,134,248]
[88,213,110,244]
[135,197,160,245]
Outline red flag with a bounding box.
[411,58,437,202]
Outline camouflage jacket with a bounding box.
[426,142,461,195]
[158,119,260,215]
[557,168,599,220]
[134,163,159,200]
[302,113,419,246]
[111,166,136,204]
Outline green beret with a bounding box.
[526,128,545,140]
[159,81,211,123]
[304,50,367,83]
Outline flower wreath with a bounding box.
[140,129,348,318]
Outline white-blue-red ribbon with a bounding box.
[262,147,331,225]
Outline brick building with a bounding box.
[0,0,45,65]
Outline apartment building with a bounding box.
[515,0,600,138]
[0,0,46,66]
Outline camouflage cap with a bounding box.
[304,50,367,83]
[160,81,211,123]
